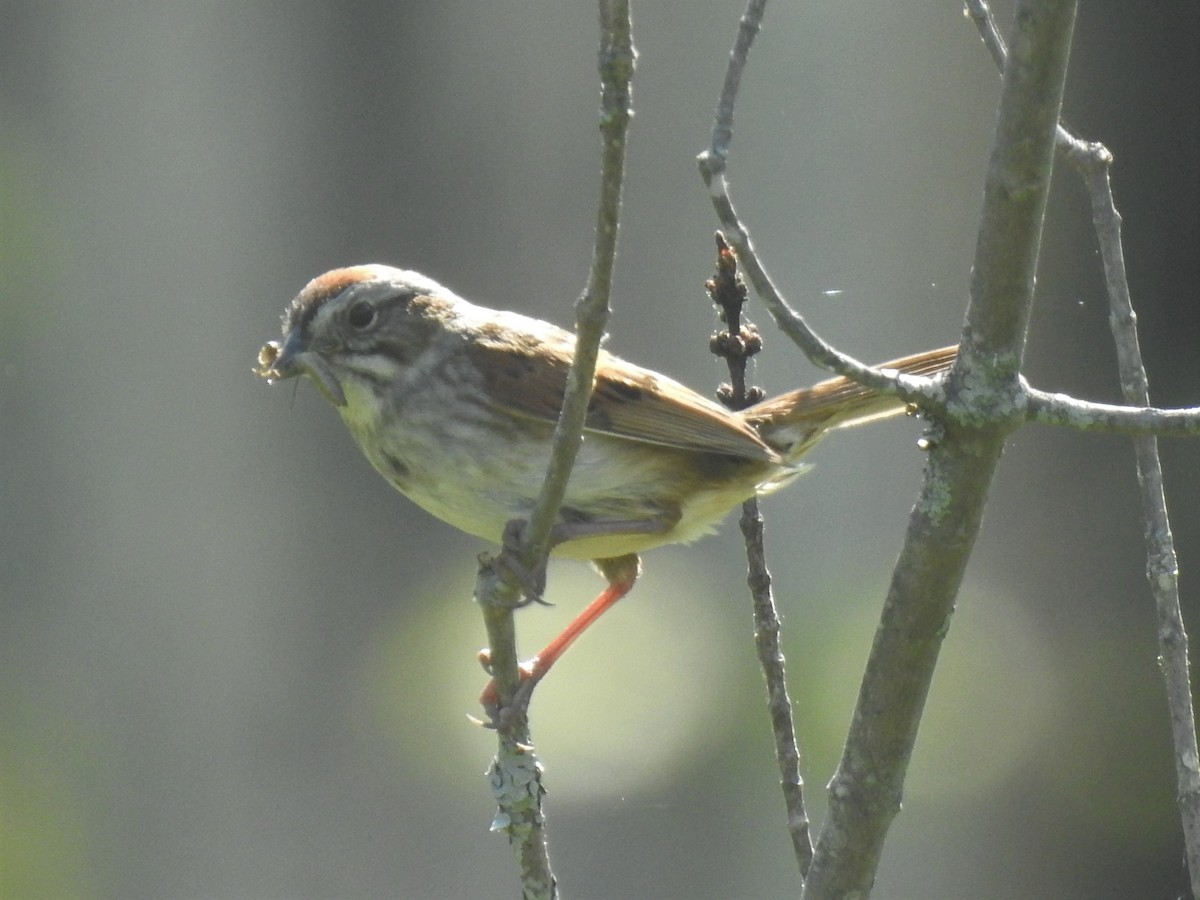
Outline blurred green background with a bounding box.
[2,2,1198,898]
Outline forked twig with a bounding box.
[804,5,1078,895]
[697,0,1195,896]
[697,0,1077,894]
[968,1,1200,891]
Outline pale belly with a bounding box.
[345,403,786,559]
[336,373,797,560]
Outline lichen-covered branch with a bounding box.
[802,3,1079,896]
[969,1,1200,891]
[1026,387,1200,435]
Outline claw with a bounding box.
[475,553,640,725]
[478,659,539,728]
[496,519,550,603]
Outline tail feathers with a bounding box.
[742,345,958,460]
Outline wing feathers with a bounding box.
[469,340,777,462]
[468,331,956,466]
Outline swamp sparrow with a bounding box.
[257,264,957,706]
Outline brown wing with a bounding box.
[467,337,778,462]
[587,359,779,461]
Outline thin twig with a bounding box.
[697,0,946,408]
[969,2,1200,890]
[475,4,636,898]
[1091,152,1200,900]
[1026,387,1200,435]
[964,0,1007,69]
[803,3,1078,896]
[520,0,636,565]
[707,234,814,879]
[960,0,1094,160]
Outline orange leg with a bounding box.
[479,554,640,714]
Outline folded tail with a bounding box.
[741,345,958,461]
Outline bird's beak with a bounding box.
[255,331,347,407]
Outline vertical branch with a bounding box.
[803,2,1078,896]
[1086,155,1200,896]
[969,2,1200,889]
[475,4,635,899]
[477,561,556,900]
[520,0,637,562]
[707,235,814,879]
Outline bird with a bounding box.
[256,264,957,709]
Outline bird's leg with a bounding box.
[530,552,641,680]
[478,507,680,721]
[479,552,641,721]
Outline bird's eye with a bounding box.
[347,300,377,330]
